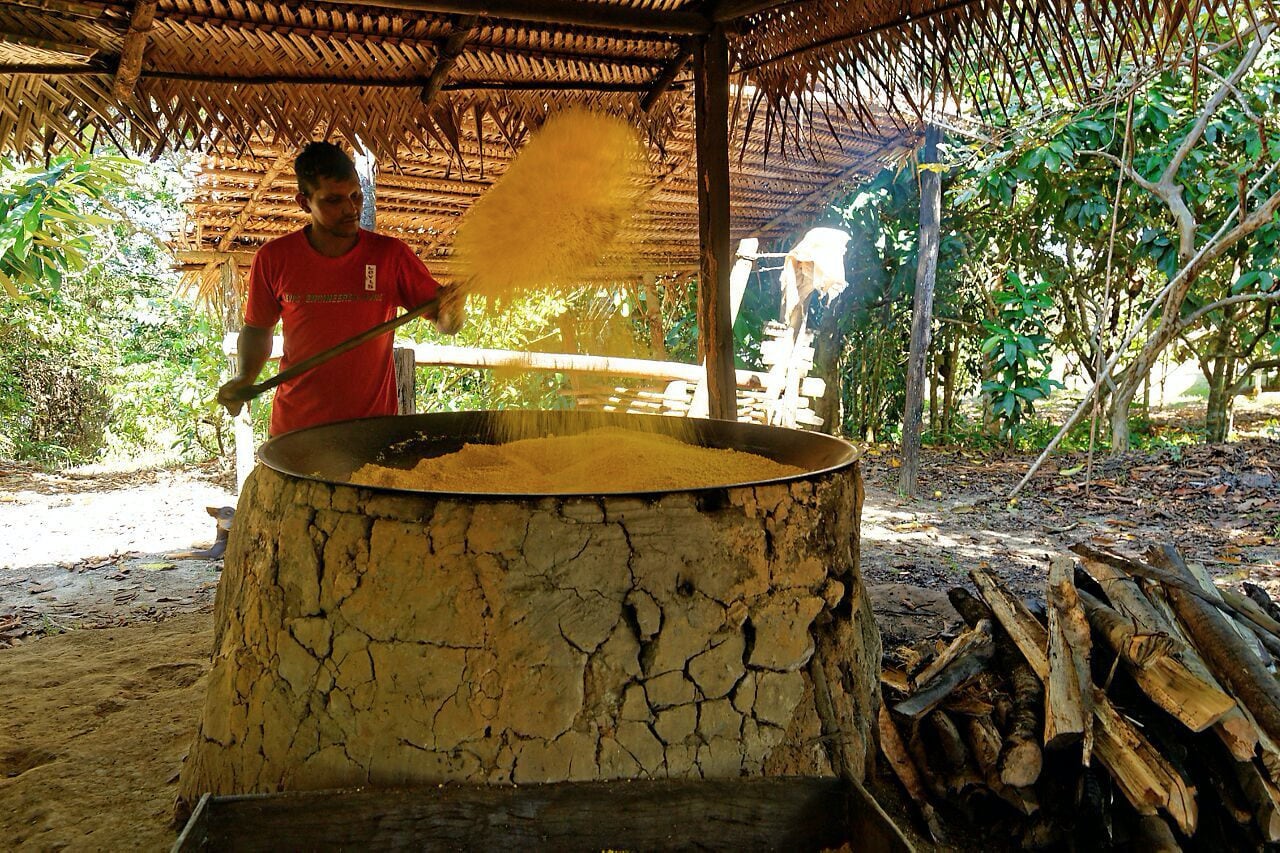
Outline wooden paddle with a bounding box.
[226,296,440,404]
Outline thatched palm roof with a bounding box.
[175,94,917,290]
[0,0,1238,161]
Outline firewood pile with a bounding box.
[879,541,1280,850]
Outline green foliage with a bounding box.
[0,150,228,466]
[0,154,132,299]
[979,272,1064,442]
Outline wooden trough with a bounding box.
[173,777,913,852]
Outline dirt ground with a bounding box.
[1,403,1278,850]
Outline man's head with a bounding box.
[295,141,363,242]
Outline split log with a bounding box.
[1078,588,1235,733]
[1171,551,1275,663]
[963,715,1001,777]
[962,715,1039,816]
[1089,687,1199,836]
[1219,587,1280,659]
[1244,582,1280,625]
[1077,588,1179,666]
[1234,758,1280,843]
[970,568,1198,836]
[878,706,944,843]
[1045,556,1093,754]
[1075,550,1258,760]
[940,695,995,717]
[948,587,1042,788]
[1074,542,1278,649]
[928,710,982,794]
[893,620,994,719]
[1144,544,1280,749]
[880,668,911,696]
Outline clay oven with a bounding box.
[178,411,880,802]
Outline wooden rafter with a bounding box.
[111,0,157,100]
[320,0,709,36]
[419,14,478,108]
[751,139,919,240]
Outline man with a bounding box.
[217,142,463,435]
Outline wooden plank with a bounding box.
[175,778,911,853]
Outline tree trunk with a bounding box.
[1204,367,1235,442]
[811,285,861,436]
[899,126,942,498]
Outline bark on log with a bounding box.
[928,710,981,794]
[963,715,1039,816]
[878,706,944,843]
[1076,552,1258,760]
[948,587,1042,788]
[1145,544,1280,749]
[1045,556,1092,753]
[1078,588,1179,666]
[1133,815,1182,852]
[1219,587,1280,659]
[1234,758,1280,843]
[1075,542,1278,645]
[1245,582,1280,625]
[893,619,994,719]
[1079,588,1235,733]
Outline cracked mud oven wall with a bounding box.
[178,462,880,802]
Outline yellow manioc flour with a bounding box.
[351,427,803,493]
[450,108,647,297]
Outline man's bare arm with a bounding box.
[216,325,274,416]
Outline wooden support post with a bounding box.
[420,14,478,108]
[355,147,377,230]
[220,259,254,495]
[899,125,941,498]
[690,238,754,418]
[394,347,416,414]
[693,25,735,421]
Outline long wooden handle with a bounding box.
[232,297,440,402]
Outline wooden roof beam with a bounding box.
[216,149,295,252]
[323,1,709,36]
[112,0,157,100]
[419,14,478,108]
[640,38,693,113]
[711,1,796,24]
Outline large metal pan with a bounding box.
[257,410,858,498]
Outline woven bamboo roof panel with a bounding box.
[0,0,1262,159]
[178,92,916,289]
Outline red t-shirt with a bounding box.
[243,228,439,435]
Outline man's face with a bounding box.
[297,174,362,239]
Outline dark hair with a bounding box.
[295,141,357,196]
